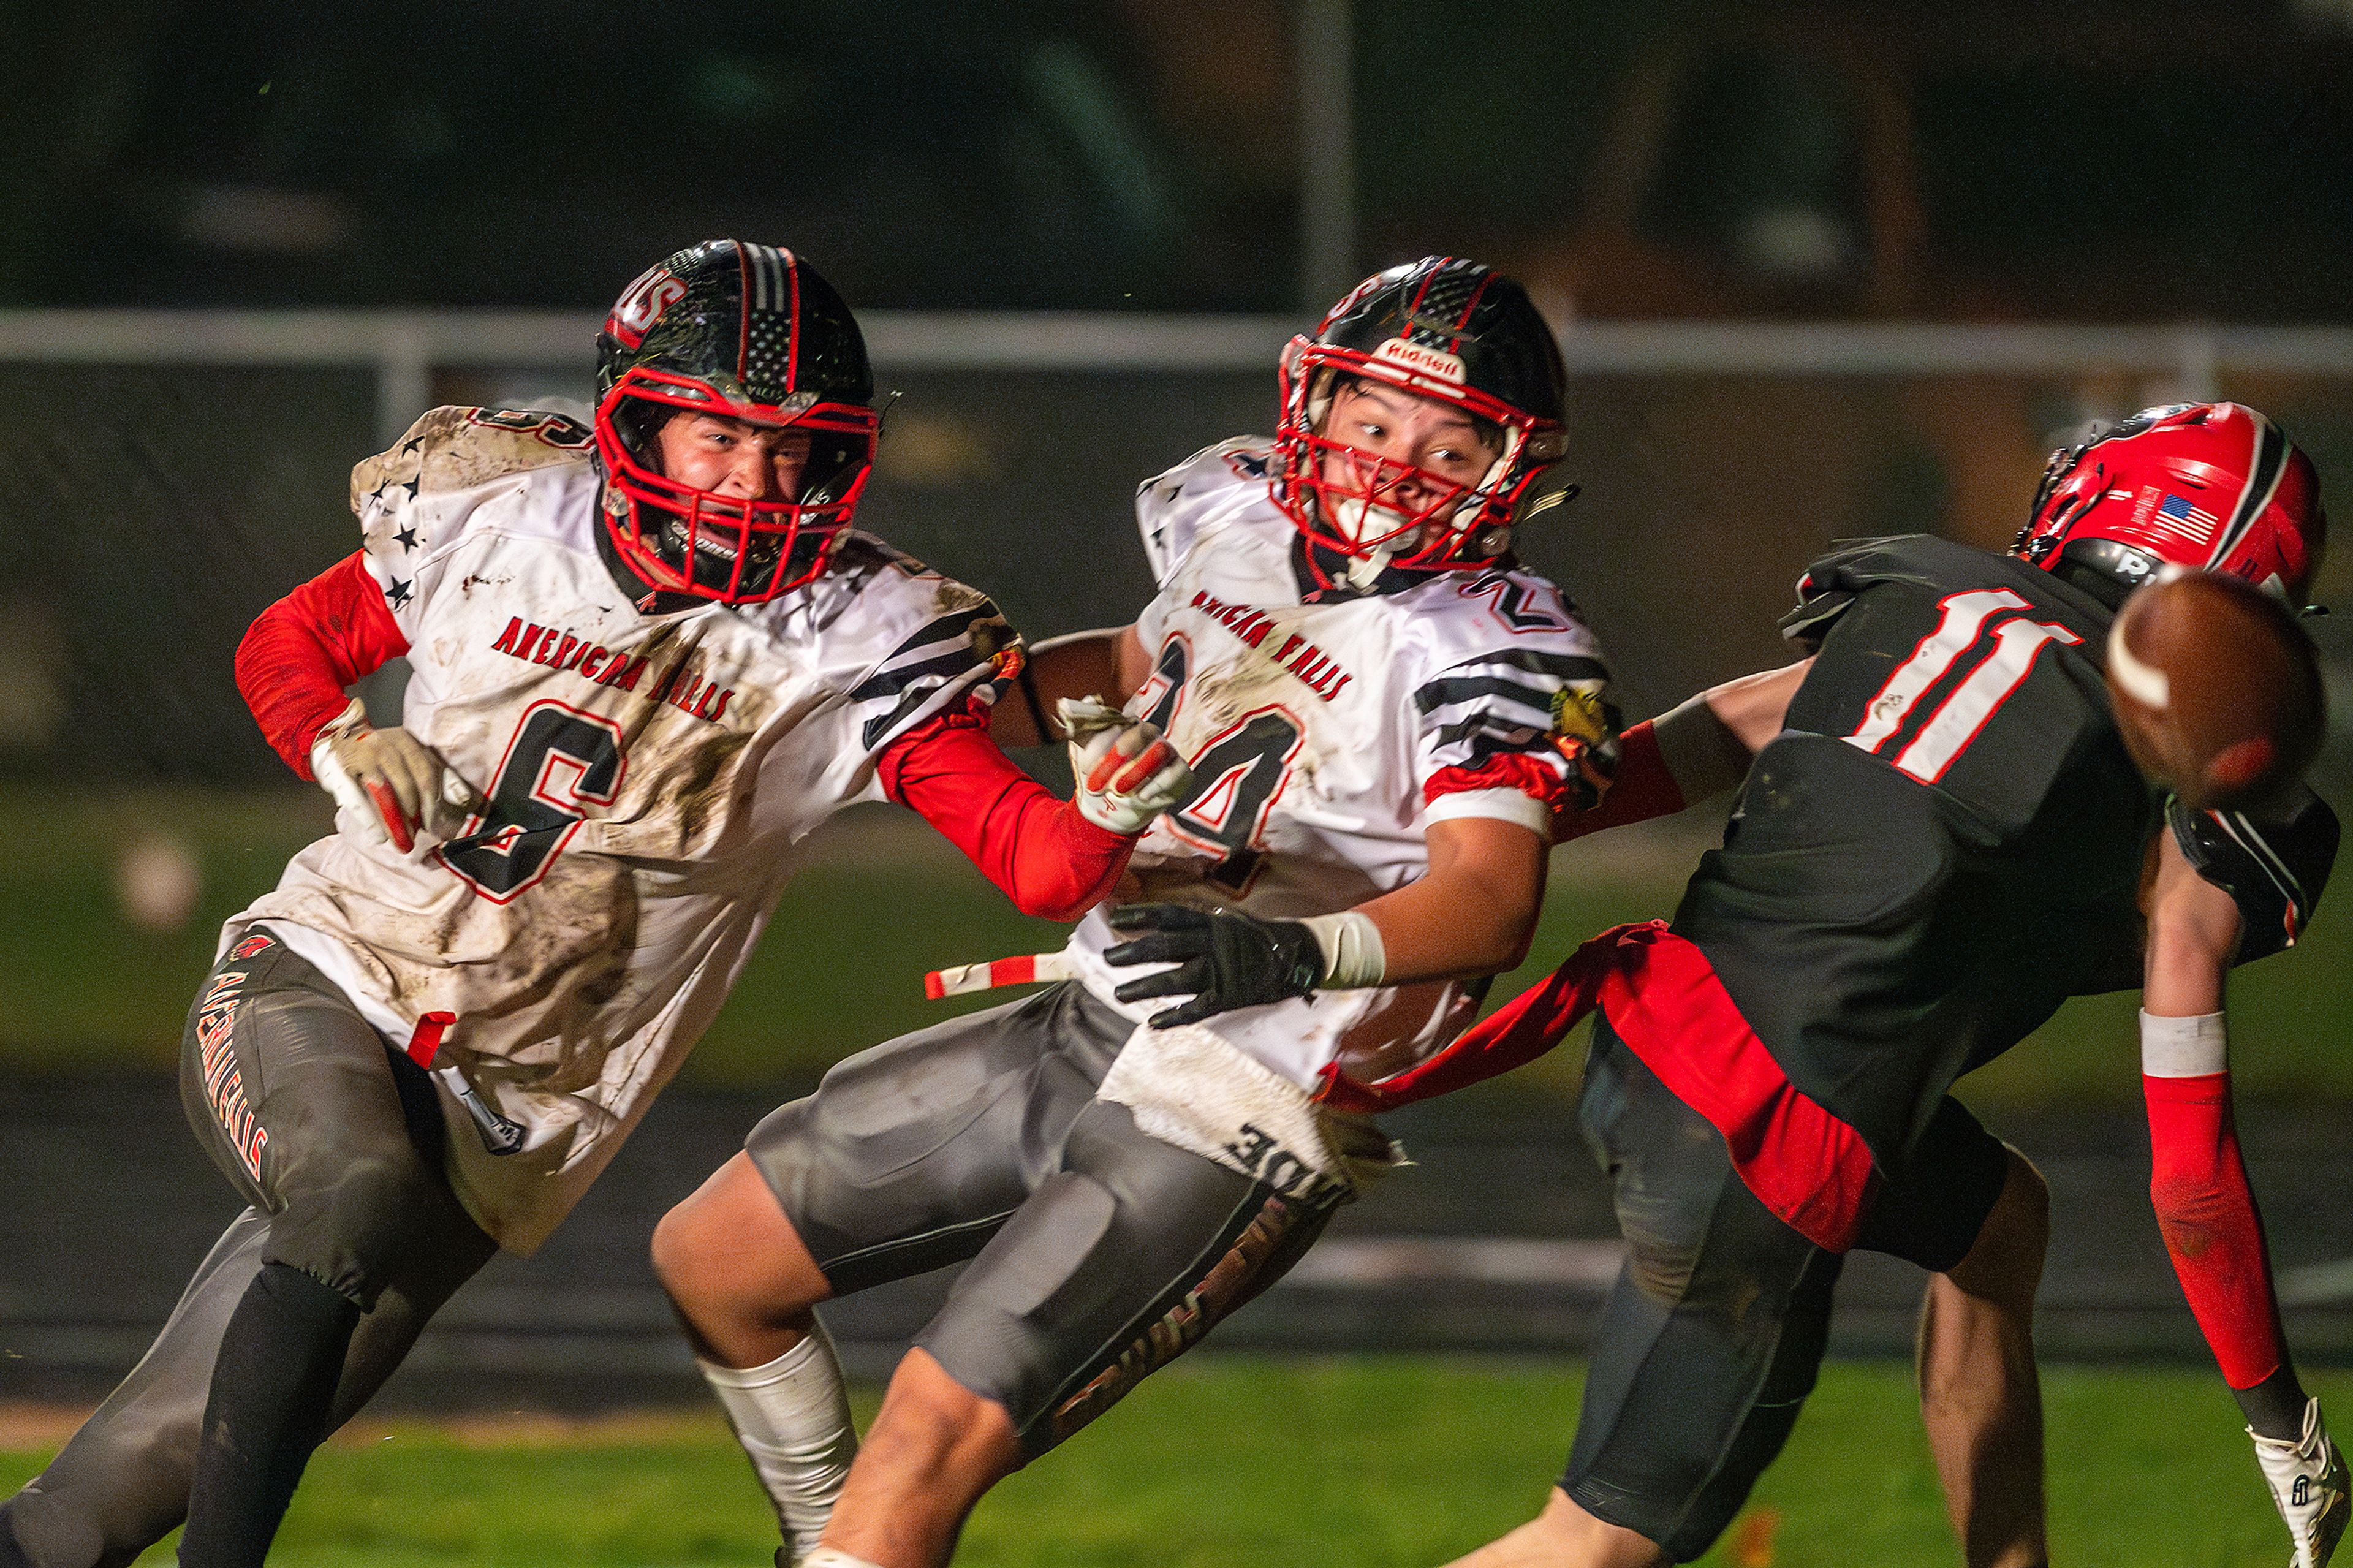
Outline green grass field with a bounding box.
[7,783,2350,1105]
[4,1357,2343,1566]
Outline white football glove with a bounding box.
[1059,696,1192,835]
[2253,1398,2349,1568]
[309,699,477,854]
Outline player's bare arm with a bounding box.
[2142,827,2348,1567]
[1104,814,1547,1028]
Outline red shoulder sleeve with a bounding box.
[1552,720,1684,843]
[880,708,1134,923]
[235,552,410,779]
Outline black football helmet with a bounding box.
[1273,257,1567,581]
[594,240,879,604]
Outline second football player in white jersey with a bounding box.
[655,256,1622,1568]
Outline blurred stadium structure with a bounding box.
[4,311,2352,790]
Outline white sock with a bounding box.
[700,1321,859,1563]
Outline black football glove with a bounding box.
[1104,904,1325,1028]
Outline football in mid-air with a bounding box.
[2104,569,2325,811]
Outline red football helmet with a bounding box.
[593,240,880,605]
[1273,257,1567,585]
[2013,401,2325,604]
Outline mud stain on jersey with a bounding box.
[657,724,754,852]
[929,577,991,618]
[1178,619,1328,793]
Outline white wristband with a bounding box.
[1301,911,1387,989]
[2140,1009,2227,1077]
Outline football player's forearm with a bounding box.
[236,553,410,778]
[884,715,1132,921]
[1700,656,1809,754]
[989,627,1139,748]
[1358,818,1547,983]
[2140,1003,2292,1405]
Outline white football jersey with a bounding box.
[229,406,1018,1251]
[1060,438,1617,1093]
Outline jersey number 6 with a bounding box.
[440,701,627,901]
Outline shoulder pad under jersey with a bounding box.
[819,535,1021,752]
[2169,789,2340,963]
[1135,436,1277,586]
[349,405,596,518]
[1779,534,2035,645]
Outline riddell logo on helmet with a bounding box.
[1372,337,1466,385]
[607,266,688,350]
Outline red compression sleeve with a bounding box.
[2144,1069,2287,1388]
[1554,720,1684,844]
[235,553,410,779]
[881,710,1134,922]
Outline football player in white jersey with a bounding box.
[0,240,1189,1568]
[653,257,1622,1568]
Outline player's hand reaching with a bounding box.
[2252,1398,2349,1568]
[1104,904,1325,1027]
[1059,697,1192,835]
[309,699,477,854]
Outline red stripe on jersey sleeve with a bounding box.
[235,552,410,779]
[1324,920,1879,1254]
[1424,752,1572,819]
[881,707,1135,923]
[2144,1069,2286,1388]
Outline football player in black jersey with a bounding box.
[1328,403,2343,1568]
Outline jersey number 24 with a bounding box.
[1136,635,1302,893]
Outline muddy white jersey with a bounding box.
[1059,437,1617,1093]
[229,406,1017,1252]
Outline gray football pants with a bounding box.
[2,937,498,1568]
[5,1208,491,1568]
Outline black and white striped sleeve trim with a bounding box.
[1414,650,1612,763]
[850,600,1019,752]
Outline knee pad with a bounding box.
[266,1146,449,1309]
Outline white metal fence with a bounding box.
[7,311,2353,449]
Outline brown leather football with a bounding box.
[2105,570,2325,811]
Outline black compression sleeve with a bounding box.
[2237,1363,2313,1442]
[179,1262,362,1568]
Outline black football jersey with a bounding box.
[1672,536,2336,1178]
